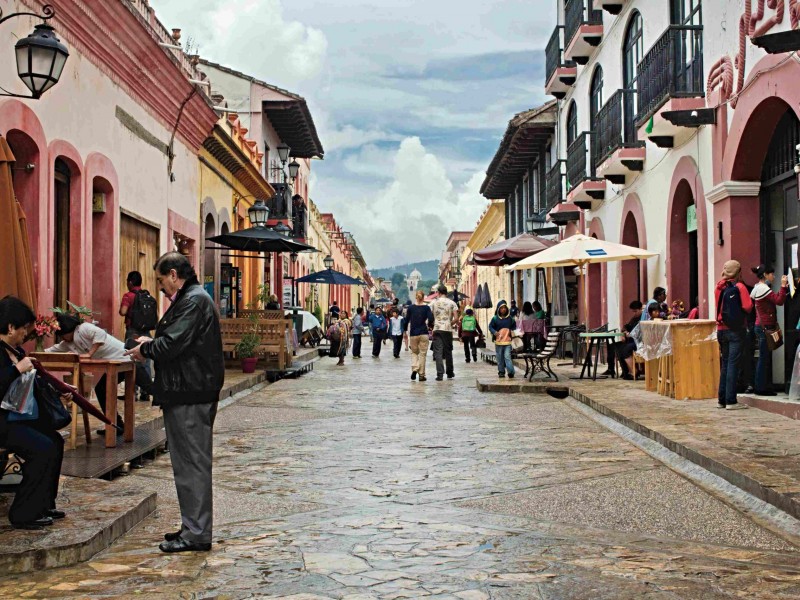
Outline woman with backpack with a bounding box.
[750,265,789,396]
[458,306,483,363]
[715,260,753,410]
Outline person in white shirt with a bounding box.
[48,314,153,435]
[429,284,460,380]
[389,309,405,358]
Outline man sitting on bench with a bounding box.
[603,300,643,380]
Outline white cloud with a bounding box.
[323,125,403,152]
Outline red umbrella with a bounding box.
[472,232,556,266]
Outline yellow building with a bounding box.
[199,113,274,317]
[462,200,510,334]
[305,198,332,316]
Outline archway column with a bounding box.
[706,181,761,281]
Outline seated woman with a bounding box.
[0,296,67,530]
[48,314,153,436]
[519,301,548,351]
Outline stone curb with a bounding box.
[0,490,156,575]
[478,380,800,522]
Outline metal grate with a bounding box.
[565,0,604,50]
[763,110,800,182]
[546,161,564,210]
[566,132,593,191]
[593,89,642,169]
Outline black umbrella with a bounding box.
[481,283,493,309]
[472,285,485,309]
[295,268,365,286]
[207,226,317,253]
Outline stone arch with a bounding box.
[619,193,648,325]
[667,156,708,317]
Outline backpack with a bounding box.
[129,290,158,331]
[462,315,477,332]
[718,281,745,331]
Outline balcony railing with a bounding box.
[565,0,603,51]
[566,132,594,191]
[593,89,642,168]
[636,25,704,125]
[546,161,564,210]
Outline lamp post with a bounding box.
[247,199,269,228]
[0,6,69,99]
[323,255,334,270]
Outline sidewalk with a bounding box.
[478,356,800,523]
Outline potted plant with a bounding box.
[235,332,261,373]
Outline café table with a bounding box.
[578,331,626,380]
[78,358,136,448]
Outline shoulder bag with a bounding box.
[766,325,784,351]
[34,376,72,430]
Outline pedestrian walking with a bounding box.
[119,270,158,401]
[489,300,516,378]
[126,252,224,552]
[715,260,753,410]
[369,307,388,357]
[430,284,459,381]
[351,307,366,358]
[389,308,405,358]
[750,264,788,396]
[509,299,519,318]
[327,315,349,366]
[458,306,483,363]
[405,290,434,381]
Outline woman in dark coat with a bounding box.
[0,296,66,529]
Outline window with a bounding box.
[622,11,643,90]
[589,65,604,131]
[671,0,701,26]
[566,101,578,148]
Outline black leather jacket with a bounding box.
[141,278,224,406]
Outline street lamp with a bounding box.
[247,199,269,228]
[276,144,291,164]
[290,252,298,264]
[273,222,292,237]
[288,159,300,181]
[0,6,69,100]
[324,255,334,270]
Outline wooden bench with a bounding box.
[221,318,292,371]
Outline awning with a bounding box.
[207,226,317,253]
[263,99,324,159]
[472,232,557,266]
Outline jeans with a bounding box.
[754,325,770,392]
[431,331,454,377]
[392,335,403,357]
[463,336,477,361]
[496,345,515,376]
[372,331,384,356]
[352,334,362,357]
[718,329,744,406]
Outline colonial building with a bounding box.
[439,231,472,293]
[543,0,800,384]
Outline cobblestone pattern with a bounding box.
[2,352,800,598]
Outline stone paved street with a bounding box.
[3,350,800,599]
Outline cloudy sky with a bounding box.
[151,0,554,268]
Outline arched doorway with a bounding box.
[620,212,641,313]
[91,176,116,331]
[668,179,698,311]
[203,212,217,301]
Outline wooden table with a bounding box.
[30,352,91,450]
[78,359,136,448]
[578,332,626,380]
[639,319,719,400]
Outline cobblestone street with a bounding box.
[4,351,800,599]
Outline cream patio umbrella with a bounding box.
[505,233,658,329]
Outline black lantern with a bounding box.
[277,144,290,164]
[290,252,298,264]
[14,24,69,99]
[288,159,300,180]
[273,222,292,237]
[324,254,334,270]
[247,199,269,228]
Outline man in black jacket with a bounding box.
[126,252,224,553]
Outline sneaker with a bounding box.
[716,403,726,409]
[508,373,515,379]
[725,403,749,410]
[411,372,417,381]
[499,373,506,378]
[744,385,755,394]
[435,375,443,381]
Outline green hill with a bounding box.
[371,259,439,282]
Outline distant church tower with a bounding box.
[408,268,422,293]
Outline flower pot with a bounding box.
[241,357,258,373]
[35,338,44,352]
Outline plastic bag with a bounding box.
[789,345,800,402]
[2,369,39,421]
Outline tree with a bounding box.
[391,272,406,290]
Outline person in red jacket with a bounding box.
[750,265,789,396]
[715,260,754,410]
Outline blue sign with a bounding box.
[586,249,607,256]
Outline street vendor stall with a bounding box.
[638,319,719,400]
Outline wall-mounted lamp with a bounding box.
[717,221,724,246]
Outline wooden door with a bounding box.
[119,215,160,331]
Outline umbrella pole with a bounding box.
[582,261,590,342]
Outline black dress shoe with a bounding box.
[13,516,53,530]
[164,529,182,542]
[419,376,427,382]
[159,537,211,553]
[46,509,66,519]
[435,375,443,381]
[755,390,778,396]
[95,427,123,437]
[411,372,417,380]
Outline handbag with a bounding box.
[766,326,784,351]
[3,370,39,422]
[33,375,72,430]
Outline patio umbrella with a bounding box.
[207,225,317,253]
[472,232,557,266]
[481,283,493,309]
[284,309,321,332]
[0,136,37,310]
[472,285,485,309]
[294,268,365,286]
[506,233,658,328]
